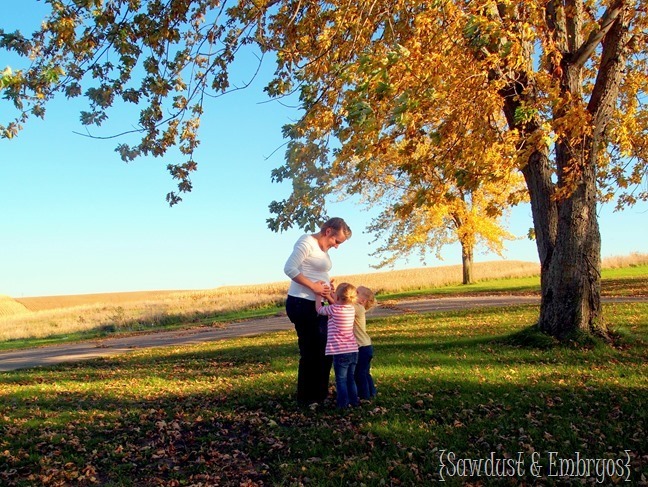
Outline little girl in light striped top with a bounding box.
[316,282,359,409]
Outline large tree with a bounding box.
[1,0,647,339]
[261,0,647,339]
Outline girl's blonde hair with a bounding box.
[357,286,376,310]
[335,282,357,304]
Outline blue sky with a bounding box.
[1,4,646,298]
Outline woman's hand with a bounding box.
[311,280,331,297]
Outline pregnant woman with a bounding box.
[283,217,352,406]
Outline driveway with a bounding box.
[0,295,642,372]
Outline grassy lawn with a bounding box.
[384,265,648,300]
[1,298,646,485]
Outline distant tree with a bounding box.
[1,1,647,340]
[312,117,527,285]
[366,173,525,286]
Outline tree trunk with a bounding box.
[539,141,604,338]
[522,146,604,338]
[461,243,474,285]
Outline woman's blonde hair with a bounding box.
[335,282,357,304]
[357,286,376,310]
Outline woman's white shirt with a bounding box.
[284,234,332,301]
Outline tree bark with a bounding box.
[520,141,604,338]
[520,148,558,270]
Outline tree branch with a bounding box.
[572,0,625,68]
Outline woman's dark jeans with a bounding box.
[286,295,332,404]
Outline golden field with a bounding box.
[1,254,646,342]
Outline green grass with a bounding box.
[1,299,646,486]
[603,264,648,278]
[383,264,648,301]
[383,275,542,299]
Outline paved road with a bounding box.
[0,295,642,372]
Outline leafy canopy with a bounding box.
[261,0,647,229]
[1,0,647,216]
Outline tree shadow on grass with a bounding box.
[1,365,645,486]
[602,276,648,296]
[1,310,646,485]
